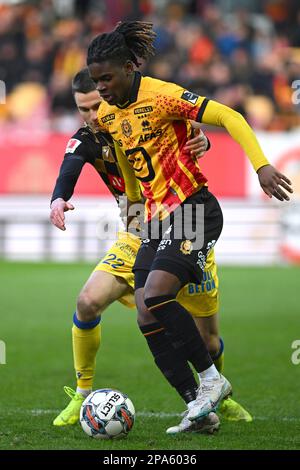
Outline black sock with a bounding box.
[140,322,197,403]
[144,295,213,373]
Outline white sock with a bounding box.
[199,364,220,381]
[187,400,196,410]
[76,387,92,398]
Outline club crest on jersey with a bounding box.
[65,138,81,153]
[181,91,199,105]
[180,240,193,255]
[121,119,132,137]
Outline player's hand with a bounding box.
[184,127,209,159]
[119,196,144,231]
[50,198,74,230]
[257,165,293,201]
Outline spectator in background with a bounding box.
[1,0,300,131]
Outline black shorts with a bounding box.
[133,187,223,289]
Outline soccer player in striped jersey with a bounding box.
[51,69,247,433]
[87,21,293,430]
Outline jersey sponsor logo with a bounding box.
[138,129,162,143]
[107,174,125,193]
[121,119,133,137]
[181,91,199,104]
[206,240,216,253]
[187,274,216,294]
[196,250,206,270]
[163,224,173,236]
[141,119,152,131]
[180,240,193,255]
[157,239,172,251]
[65,138,82,153]
[101,113,115,123]
[134,106,153,115]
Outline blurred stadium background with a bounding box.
[0,0,300,264]
[1,0,300,452]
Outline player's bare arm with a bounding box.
[257,164,293,201]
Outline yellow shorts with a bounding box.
[94,232,219,317]
[94,232,140,308]
[176,249,219,317]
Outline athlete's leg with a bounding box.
[136,286,199,404]
[53,271,130,426]
[135,277,219,434]
[77,270,130,321]
[143,269,230,422]
[144,270,216,376]
[193,314,222,370]
[194,313,252,422]
[73,270,130,392]
[133,241,211,404]
[178,240,251,422]
[134,262,198,404]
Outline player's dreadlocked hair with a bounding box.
[87,21,156,68]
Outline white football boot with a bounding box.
[166,411,220,435]
[187,374,232,421]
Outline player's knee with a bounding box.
[144,285,160,302]
[137,309,153,327]
[144,284,175,303]
[144,274,180,301]
[135,296,157,327]
[76,291,104,322]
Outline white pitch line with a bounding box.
[138,412,300,422]
[14,409,300,422]
[30,409,61,416]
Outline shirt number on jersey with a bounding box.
[102,253,125,269]
[125,147,155,182]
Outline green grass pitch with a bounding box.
[0,261,299,450]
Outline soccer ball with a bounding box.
[80,389,135,439]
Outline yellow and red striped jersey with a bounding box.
[98,73,209,219]
[98,72,269,220]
